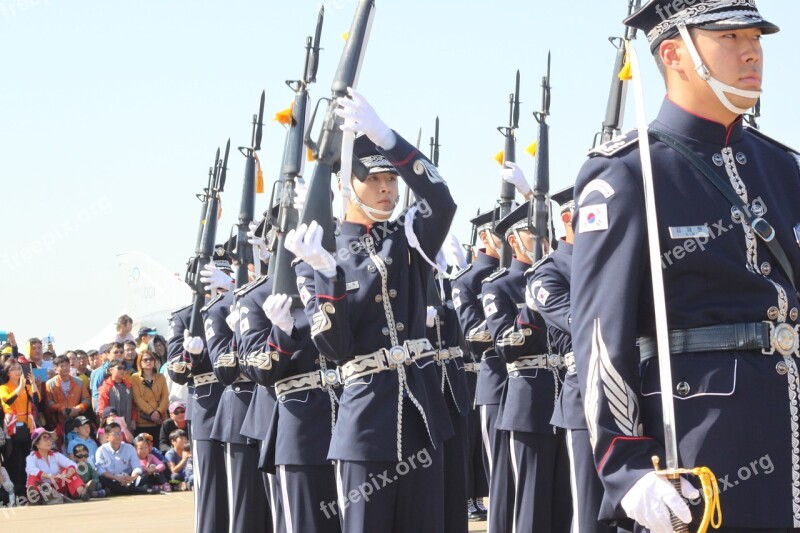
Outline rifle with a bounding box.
[593,0,642,147]
[530,53,551,263]
[301,0,375,252]
[744,98,761,130]
[496,70,521,269]
[402,127,423,209]
[270,6,324,303]
[188,139,230,337]
[464,208,480,265]
[234,91,266,288]
[185,158,217,296]
[430,116,440,166]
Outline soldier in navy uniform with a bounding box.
[426,252,470,533]
[285,88,455,533]
[571,2,800,531]
[451,207,506,524]
[532,186,619,533]
[482,202,571,532]
[167,246,232,533]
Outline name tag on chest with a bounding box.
[668,225,710,240]
[346,281,360,291]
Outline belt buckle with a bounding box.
[387,345,408,368]
[547,354,561,369]
[437,349,450,362]
[319,368,341,388]
[765,322,800,357]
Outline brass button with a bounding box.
[396,322,405,332]
[676,382,690,396]
[389,289,398,298]
[776,361,789,376]
[768,307,780,321]
[736,152,748,165]
[760,262,772,276]
[374,294,382,303]
[712,153,724,167]
[368,265,377,273]
[385,257,393,265]
[381,327,389,336]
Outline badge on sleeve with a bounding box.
[578,204,609,233]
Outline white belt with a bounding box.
[506,354,564,373]
[463,362,480,373]
[435,347,464,362]
[193,372,218,386]
[340,338,437,385]
[274,369,341,399]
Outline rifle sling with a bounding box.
[649,128,796,293]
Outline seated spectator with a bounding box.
[25,428,91,503]
[95,422,157,495]
[159,401,187,453]
[1,453,15,507]
[114,315,135,344]
[64,416,98,464]
[70,444,106,498]
[131,350,168,438]
[97,358,137,432]
[133,433,169,492]
[123,341,138,375]
[45,355,91,444]
[165,429,193,491]
[74,350,92,387]
[100,407,134,443]
[96,427,107,446]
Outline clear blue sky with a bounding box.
[1,0,798,349]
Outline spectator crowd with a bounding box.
[0,315,193,507]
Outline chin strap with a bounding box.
[511,227,537,264]
[677,23,761,115]
[479,224,502,256]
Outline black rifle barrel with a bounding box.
[531,54,551,263]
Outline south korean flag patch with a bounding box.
[536,286,550,307]
[578,204,609,233]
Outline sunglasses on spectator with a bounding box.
[142,358,155,363]
[108,431,122,437]
[75,453,88,459]
[115,365,127,370]
[173,409,185,414]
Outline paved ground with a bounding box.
[0,492,489,532]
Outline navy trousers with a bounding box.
[480,403,513,533]
[192,439,229,533]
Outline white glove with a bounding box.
[443,233,467,270]
[182,331,204,355]
[501,161,532,197]
[426,306,438,328]
[620,472,698,533]
[200,263,234,292]
[247,221,271,263]
[293,179,308,212]
[336,87,396,150]
[263,294,294,335]
[284,221,337,277]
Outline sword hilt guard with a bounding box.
[651,456,722,533]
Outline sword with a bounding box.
[628,41,721,533]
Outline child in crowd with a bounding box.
[165,429,192,491]
[132,433,169,492]
[71,444,106,498]
[65,416,98,464]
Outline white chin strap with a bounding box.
[511,227,537,264]
[348,186,395,223]
[479,225,502,256]
[677,24,761,115]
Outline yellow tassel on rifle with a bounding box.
[254,153,264,194]
[494,150,505,166]
[274,103,294,126]
[342,31,349,41]
[307,147,315,162]
[526,141,538,157]
[618,41,633,81]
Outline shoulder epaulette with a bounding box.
[170,303,192,316]
[745,127,800,156]
[201,293,224,313]
[587,130,638,158]
[234,275,268,296]
[524,255,552,276]
[482,268,507,284]
[451,263,473,280]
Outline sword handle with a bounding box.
[669,477,690,533]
